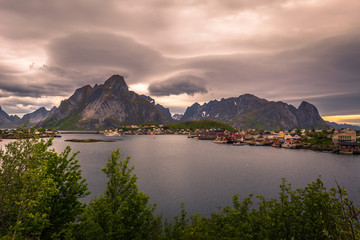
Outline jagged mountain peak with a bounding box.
[104,75,128,92]
[40,75,171,129]
[0,106,56,127]
[241,93,257,98]
[191,102,201,107]
[298,101,317,110]
[21,107,55,125]
[33,107,48,113]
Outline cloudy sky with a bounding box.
[0,0,359,124]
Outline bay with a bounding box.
[4,134,360,220]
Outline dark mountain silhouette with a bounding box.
[181,94,328,130]
[40,75,171,129]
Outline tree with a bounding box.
[76,148,161,240]
[163,178,360,239]
[40,143,89,239]
[0,137,89,239]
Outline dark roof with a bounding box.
[340,141,359,146]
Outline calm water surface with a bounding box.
[3,134,359,220]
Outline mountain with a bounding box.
[0,107,20,128]
[181,94,328,130]
[0,106,57,128]
[326,121,360,130]
[21,107,57,126]
[141,95,173,122]
[41,75,171,129]
[172,114,183,121]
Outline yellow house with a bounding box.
[332,129,357,144]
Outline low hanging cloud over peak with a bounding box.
[148,74,208,97]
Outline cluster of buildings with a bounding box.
[0,128,61,139]
[102,125,171,135]
[332,129,359,154]
[190,128,359,154]
[3,124,358,155]
[101,126,359,155]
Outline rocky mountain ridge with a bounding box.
[181,94,328,130]
[41,75,172,129]
[326,121,360,131]
[0,106,20,128]
[1,75,331,130]
[0,106,56,128]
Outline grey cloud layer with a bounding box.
[47,32,170,81]
[0,0,359,117]
[148,75,208,96]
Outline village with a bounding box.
[187,128,360,155]
[1,125,359,155]
[0,127,61,140]
[101,125,359,155]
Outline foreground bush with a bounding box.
[163,179,360,240]
[0,137,89,239]
[75,148,162,240]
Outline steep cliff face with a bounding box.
[41,75,170,129]
[141,95,173,122]
[296,101,328,129]
[155,104,173,122]
[182,94,328,130]
[52,85,92,121]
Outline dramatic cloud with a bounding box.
[47,32,171,82]
[0,0,359,123]
[148,75,208,96]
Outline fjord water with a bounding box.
[49,134,360,220]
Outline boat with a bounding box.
[233,141,245,146]
[54,132,62,138]
[250,141,265,146]
[339,150,354,155]
[213,138,227,144]
[282,141,297,149]
[104,132,120,137]
[272,142,282,148]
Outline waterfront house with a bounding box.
[338,142,359,154]
[332,129,358,154]
[332,129,356,144]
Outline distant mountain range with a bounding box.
[325,121,360,130]
[0,74,339,130]
[181,94,328,130]
[0,106,56,128]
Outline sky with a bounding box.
[0,0,359,125]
